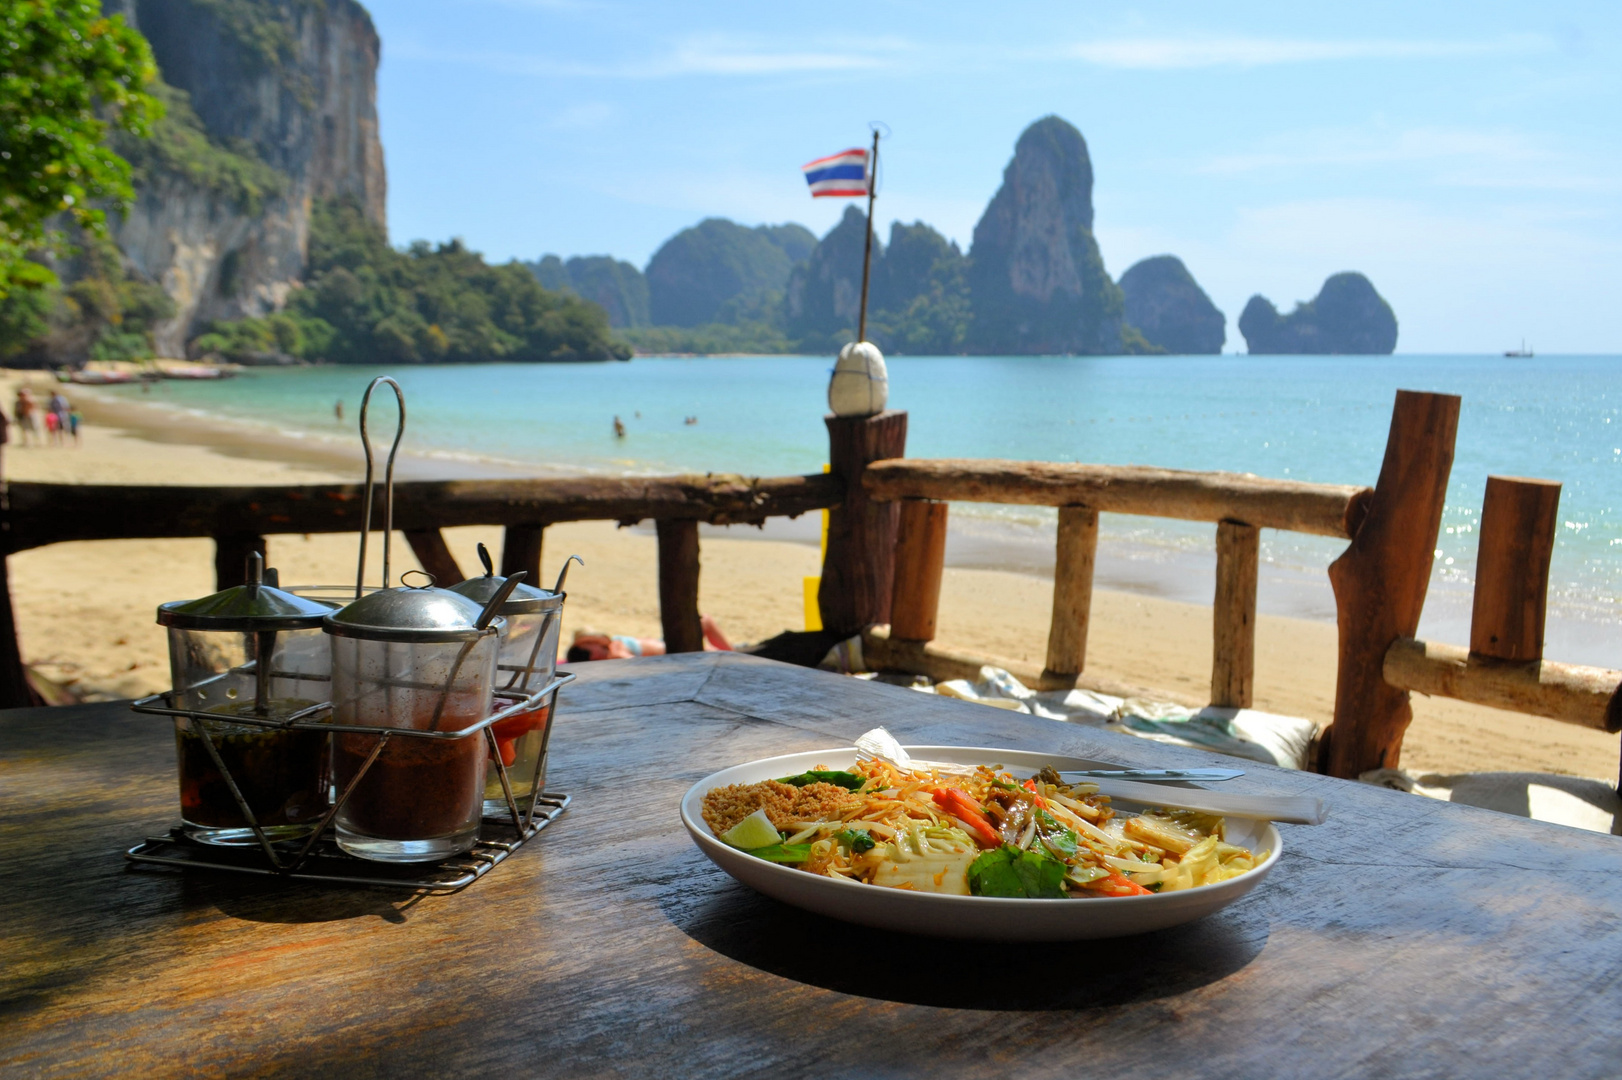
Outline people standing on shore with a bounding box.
[12,388,37,446]
[47,391,69,447]
[68,407,82,445]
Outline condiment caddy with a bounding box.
[126,377,579,894]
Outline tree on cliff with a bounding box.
[194,199,630,363]
[1118,256,1225,355]
[966,116,1126,355]
[0,0,162,293]
[644,218,813,327]
[1238,272,1398,355]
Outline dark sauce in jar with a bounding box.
[333,730,486,840]
[176,703,328,830]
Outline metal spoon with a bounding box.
[1054,768,1245,783]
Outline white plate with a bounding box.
[680,745,1282,942]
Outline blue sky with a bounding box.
[368,0,1620,353]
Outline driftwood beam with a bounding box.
[1044,506,1098,680]
[1211,520,1259,709]
[865,458,1369,538]
[404,529,465,587]
[1470,476,1561,662]
[820,411,908,637]
[500,524,545,586]
[213,534,266,591]
[2,472,841,553]
[1322,390,1461,777]
[656,519,702,653]
[1384,637,1622,733]
[889,499,948,642]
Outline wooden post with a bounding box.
[214,534,267,590]
[819,410,907,637]
[501,524,545,585]
[1470,476,1560,662]
[889,499,948,642]
[1043,506,1098,681]
[1211,520,1259,708]
[0,411,39,709]
[656,518,703,653]
[405,529,465,587]
[1322,390,1461,778]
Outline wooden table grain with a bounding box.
[3,651,1620,1078]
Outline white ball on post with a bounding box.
[827,341,889,417]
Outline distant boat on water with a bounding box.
[1505,340,1535,358]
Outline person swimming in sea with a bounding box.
[613,416,626,438]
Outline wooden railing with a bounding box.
[2,395,1618,783]
[0,470,842,695]
[857,391,1622,781]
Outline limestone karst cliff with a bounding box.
[107,0,386,357]
[965,116,1124,355]
[1118,256,1225,355]
[1239,272,1398,355]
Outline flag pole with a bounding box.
[856,128,879,344]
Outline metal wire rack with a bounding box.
[124,672,574,895]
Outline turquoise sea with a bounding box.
[89,354,1622,665]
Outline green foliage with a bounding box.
[524,254,650,328]
[186,0,305,69]
[0,0,163,293]
[645,218,813,327]
[618,322,791,356]
[1,230,174,363]
[0,281,51,358]
[116,80,284,214]
[197,199,629,364]
[1118,325,1165,355]
[192,309,331,362]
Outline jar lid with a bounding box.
[324,578,501,643]
[158,554,332,631]
[447,571,559,616]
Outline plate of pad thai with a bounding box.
[681,739,1282,941]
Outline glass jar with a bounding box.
[450,565,564,817]
[324,585,501,863]
[158,557,334,846]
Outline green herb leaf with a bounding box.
[967,845,1069,899]
[835,828,876,854]
[774,770,867,791]
[747,844,814,864]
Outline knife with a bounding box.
[1055,768,1245,783]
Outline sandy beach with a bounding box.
[4,370,1617,783]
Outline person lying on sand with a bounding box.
[566,615,732,662]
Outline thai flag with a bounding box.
[801,148,869,198]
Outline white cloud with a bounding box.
[1197,125,1615,194]
[388,33,903,79]
[1065,34,1549,70]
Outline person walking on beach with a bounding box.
[13,388,37,447]
[67,407,82,446]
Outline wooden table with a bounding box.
[3,651,1620,1078]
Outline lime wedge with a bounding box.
[719,808,781,850]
